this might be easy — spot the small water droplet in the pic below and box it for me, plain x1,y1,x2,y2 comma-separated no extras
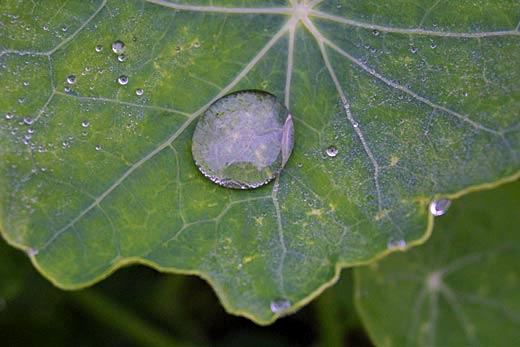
66,75,76,84
372,29,380,36
42,25,49,31
430,43,437,49
410,47,418,54
64,86,71,93
23,81,29,87
95,145,102,151
61,25,68,32
463,92,469,97
117,54,126,62
193,41,200,48
192,90,294,189
352,121,359,128
270,298,291,314
18,98,25,104
81,120,90,128
387,239,407,249
5,113,14,120
23,117,33,125
111,40,125,54
81,131,88,137
135,88,144,96
95,45,103,52
297,162,303,168
326,146,338,157
118,75,129,85
429,198,451,216
27,128,34,134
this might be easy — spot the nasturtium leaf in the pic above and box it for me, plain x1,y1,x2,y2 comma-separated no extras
354,181,520,347
1,0,519,324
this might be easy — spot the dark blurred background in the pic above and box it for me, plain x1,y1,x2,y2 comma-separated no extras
0,239,373,347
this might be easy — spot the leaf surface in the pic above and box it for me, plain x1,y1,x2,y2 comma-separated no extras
1,0,519,323
354,180,520,346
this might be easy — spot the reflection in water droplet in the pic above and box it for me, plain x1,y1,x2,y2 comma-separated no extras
430,43,437,49
95,145,102,151
429,198,451,216
95,45,103,52
61,25,68,32
23,117,33,125
117,54,126,62
192,90,294,189
27,128,34,134
112,40,125,54
43,25,49,31
410,47,418,54
387,239,407,249
5,113,14,120
81,120,90,128
117,75,129,85
66,75,76,84
135,88,144,96
270,298,291,314
326,146,338,157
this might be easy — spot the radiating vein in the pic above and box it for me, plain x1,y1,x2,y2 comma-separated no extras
145,0,292,15
310,10,520,38
302,18,384,212
40,21,291,251
55,91,191,116
284,26,295,107
320,34,504,136
47,0,107,55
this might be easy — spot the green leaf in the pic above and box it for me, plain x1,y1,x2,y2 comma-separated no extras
354,180,520,346
1,0,519,324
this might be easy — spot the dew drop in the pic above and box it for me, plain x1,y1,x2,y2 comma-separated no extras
5,113,14,120
66,75,76,84
352,121,359,128
95,145,102,151
387,239,407,249
111,40,125,54
23,117,33,125
95,45,103,52
193,41,200,48
372,29,380,36
23,81,29,87
192,90,295,189
18,98,25,104
429,198,451,216
81,120,90,128
326,146,338,158
117,54,126,62
117,75,129,85
61,25,68,32
64,86,71,93
27,128,34,134
410,47,418,54
42,25,49,31
135,88,144,96
430,43,437,49
270,298,291,314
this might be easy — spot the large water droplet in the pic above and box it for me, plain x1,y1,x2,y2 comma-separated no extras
270,298,291,314
111,40,125,54
192,90,294,189
117,75,129,85
429,198,451,216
